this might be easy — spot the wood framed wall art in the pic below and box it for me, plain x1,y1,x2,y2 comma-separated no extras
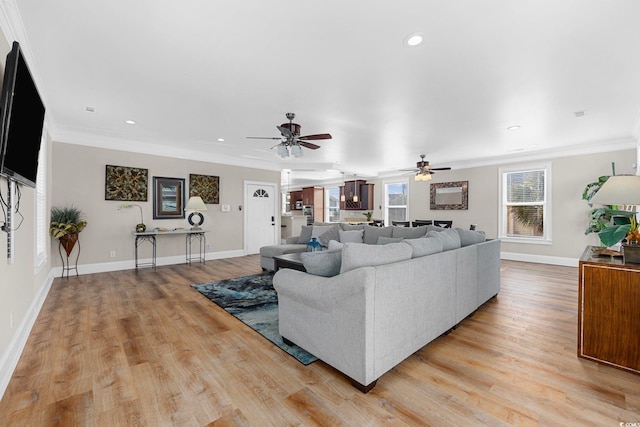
153,176,185,219
105,165,148,201
189,174,219,204
430,181,468,210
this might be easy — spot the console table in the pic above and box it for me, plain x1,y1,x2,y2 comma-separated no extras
133,229,207,269
578,246,640,374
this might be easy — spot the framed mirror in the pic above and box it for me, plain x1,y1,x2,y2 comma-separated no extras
153,176,185,219
430,181,468,210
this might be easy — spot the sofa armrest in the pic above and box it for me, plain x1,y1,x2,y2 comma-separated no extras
285,236,300,244
273,267,376,312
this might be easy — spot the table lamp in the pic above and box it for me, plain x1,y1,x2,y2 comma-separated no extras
185,196,207,230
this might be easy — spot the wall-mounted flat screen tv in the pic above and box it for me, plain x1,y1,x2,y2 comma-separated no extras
0,41,45,188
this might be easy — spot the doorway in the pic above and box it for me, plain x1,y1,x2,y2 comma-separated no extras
244,181,279,254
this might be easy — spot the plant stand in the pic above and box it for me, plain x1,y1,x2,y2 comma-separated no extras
59,234,80,278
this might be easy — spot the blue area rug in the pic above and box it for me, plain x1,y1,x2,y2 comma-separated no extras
191,273,317,365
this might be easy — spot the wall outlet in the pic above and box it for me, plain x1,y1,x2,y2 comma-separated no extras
206,243,211,250
109,250,116,258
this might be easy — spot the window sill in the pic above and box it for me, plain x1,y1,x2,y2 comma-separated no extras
499,237,552,245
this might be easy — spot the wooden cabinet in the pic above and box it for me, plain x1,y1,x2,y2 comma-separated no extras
578,246,640,374
302,186,324,222
341,180,374,210
289,190,303,210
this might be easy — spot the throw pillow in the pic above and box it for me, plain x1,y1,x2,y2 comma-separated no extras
301,250,342,277
339,229,364,243
311,225,335,239
340,242,412,273
297,225,313,244
317,225,340,247
363,225,393,245
392,225,428,239
404,236,444,258
377,236,404,245
455,228,486,246
328,240,344,251
426,229,461,251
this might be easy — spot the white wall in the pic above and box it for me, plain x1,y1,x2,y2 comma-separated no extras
50,142,281,270
365,148,635,265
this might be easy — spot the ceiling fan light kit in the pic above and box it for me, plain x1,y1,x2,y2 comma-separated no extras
247,112,332,160
401,154,452,182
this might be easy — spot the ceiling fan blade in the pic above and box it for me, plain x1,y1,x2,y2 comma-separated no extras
430,167,452,171
399,168,419,172
276,123,295,137
298,133,332,141
247,136,282,140
299,141,321,150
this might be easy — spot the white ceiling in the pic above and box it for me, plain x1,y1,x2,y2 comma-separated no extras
5,0,640,187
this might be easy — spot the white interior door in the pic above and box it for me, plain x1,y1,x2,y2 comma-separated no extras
245,182,278,254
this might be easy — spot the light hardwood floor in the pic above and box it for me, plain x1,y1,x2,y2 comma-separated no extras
1,256,639,426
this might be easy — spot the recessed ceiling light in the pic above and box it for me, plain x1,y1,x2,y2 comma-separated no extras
125,120,136,125
507,125,521,131
85,106,95,113
403,32,424,47
217,138,225,142
574,110,586,117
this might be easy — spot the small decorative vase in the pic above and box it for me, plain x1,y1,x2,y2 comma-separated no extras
136,223,146,232
306,237,321,252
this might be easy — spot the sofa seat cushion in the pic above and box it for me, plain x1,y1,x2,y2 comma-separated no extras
392,225,428,239
260,243,307,258
426,228,461,251
340,241,412,273
300,250,342,277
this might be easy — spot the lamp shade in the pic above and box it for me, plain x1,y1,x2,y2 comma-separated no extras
185,196,207,211
414,173,432,182
589,176,640,206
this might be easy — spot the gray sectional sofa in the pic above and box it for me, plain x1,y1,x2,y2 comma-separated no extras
271,225,500,392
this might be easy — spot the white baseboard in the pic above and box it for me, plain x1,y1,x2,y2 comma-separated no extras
0,268,56,401
501,251,578,267
51,249,248,276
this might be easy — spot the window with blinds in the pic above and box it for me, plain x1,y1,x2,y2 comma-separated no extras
499,163,551,243
385,181,408,224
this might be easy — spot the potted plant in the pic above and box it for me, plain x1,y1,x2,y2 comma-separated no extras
49,206,87,256
363,211,373,222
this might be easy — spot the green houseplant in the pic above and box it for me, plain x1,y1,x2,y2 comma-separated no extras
50,206,87,256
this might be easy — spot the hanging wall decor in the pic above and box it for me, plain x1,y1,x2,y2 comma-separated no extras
430,181,468,210
105,165,148,201
153,176,185,219
189,174,220,204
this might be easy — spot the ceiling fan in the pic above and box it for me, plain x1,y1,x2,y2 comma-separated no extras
400,154,451,181
247,112,332,158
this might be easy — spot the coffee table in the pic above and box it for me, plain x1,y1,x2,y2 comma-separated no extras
273,252,306,272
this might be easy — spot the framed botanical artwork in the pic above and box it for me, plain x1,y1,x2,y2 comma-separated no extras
189,174,219,204
153,176,185,219
430,181,468,210
105,165,148,201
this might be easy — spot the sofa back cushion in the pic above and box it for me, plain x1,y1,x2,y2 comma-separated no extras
340,242,412,273
377,236,404,245
338,229,364,243
404,236,444,258
392,225,428,239
426,228,461,251
455,228,486,246
363,225,393,245
300,250,342,277
341,223,365,231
